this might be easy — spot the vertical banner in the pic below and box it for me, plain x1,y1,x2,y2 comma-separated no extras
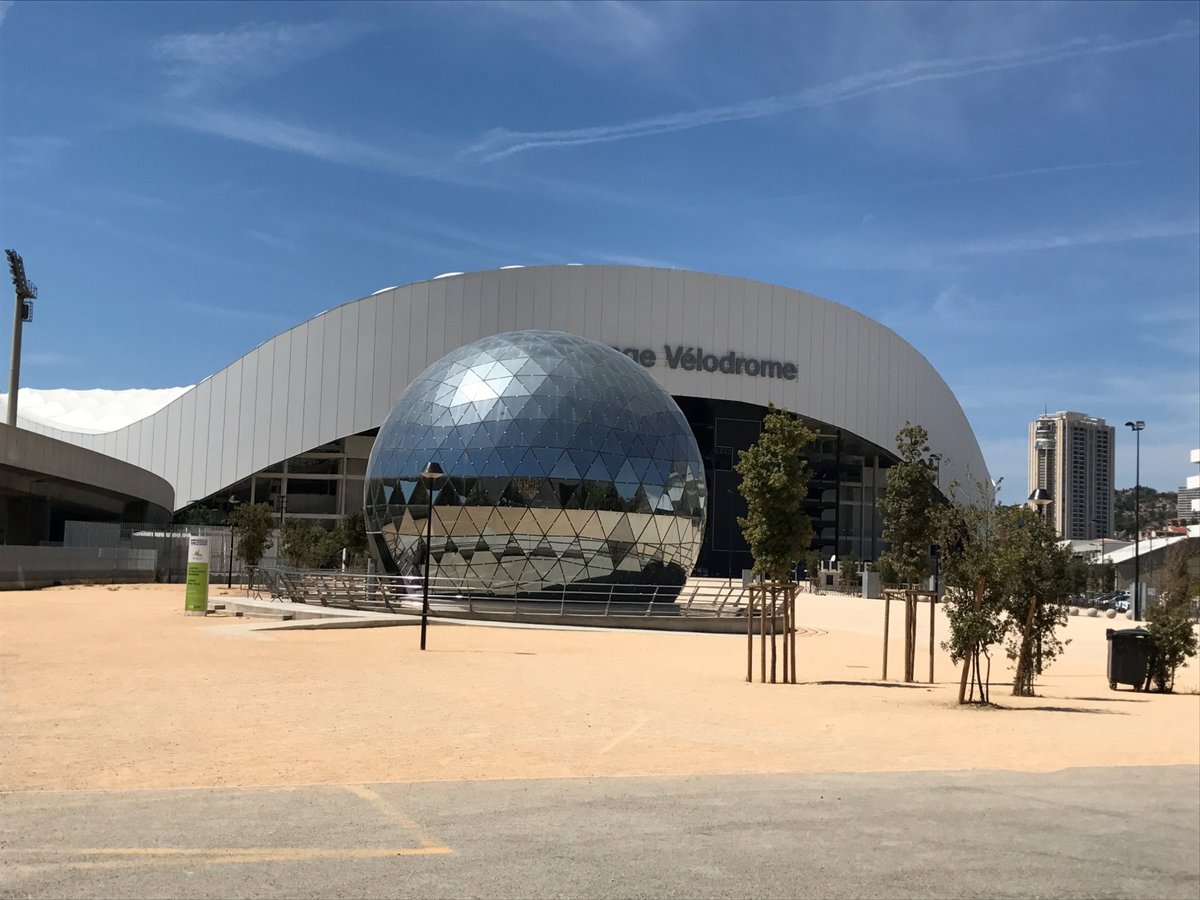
184,536,210,616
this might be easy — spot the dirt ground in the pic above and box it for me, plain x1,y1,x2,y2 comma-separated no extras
1,584,1196,792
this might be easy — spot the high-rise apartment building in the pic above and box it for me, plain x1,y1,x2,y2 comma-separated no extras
1178,448,1200,523
1028,411,1115,539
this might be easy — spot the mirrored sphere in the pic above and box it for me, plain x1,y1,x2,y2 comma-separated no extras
364,330,707,594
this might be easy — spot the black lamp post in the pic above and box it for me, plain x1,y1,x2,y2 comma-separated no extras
1124,420,1144,620
226,496,241,589
419,461,446,651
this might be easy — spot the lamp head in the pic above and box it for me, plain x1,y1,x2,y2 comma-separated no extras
1027,488,1051,506
1124,420,1144,431
420,461,446,485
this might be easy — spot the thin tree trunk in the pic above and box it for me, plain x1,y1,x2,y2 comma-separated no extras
769,587,777,684
882,591,891,680
928,594,935,684
1013,596,1039,696
958,583,984,705
746,587,754,683
788,584,797,684
760,584,767,684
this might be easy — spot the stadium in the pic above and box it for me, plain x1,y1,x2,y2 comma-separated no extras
1,265,988,580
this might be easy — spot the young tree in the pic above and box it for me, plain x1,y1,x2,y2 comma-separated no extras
838,555,861,593
336,509,369,567
998,506,1071,697
281,521,341,568
934,482,1006,704
229,502,275,572
879,424,939,587
735,406,816,581
1145,541,1199,692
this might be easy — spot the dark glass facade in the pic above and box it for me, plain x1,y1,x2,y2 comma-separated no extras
675,397,897,579
364,331,707,593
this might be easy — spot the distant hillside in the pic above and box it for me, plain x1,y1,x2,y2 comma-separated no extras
1113,487,1178,537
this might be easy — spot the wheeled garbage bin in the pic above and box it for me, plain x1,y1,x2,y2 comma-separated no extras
1106,628,1154,691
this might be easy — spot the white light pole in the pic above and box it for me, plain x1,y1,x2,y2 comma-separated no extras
1124,420,1144,620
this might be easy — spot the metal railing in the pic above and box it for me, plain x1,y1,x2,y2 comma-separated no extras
257,567,755,620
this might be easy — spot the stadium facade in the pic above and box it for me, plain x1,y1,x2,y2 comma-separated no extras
4,266,989,577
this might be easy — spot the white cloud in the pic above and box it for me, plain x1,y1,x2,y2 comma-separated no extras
176,300,291,328
246,229,298,252
462,26,1198,161
946,221,1200,256
4,135,70,170
482,0,668,56
151,21,370,98
0,1,13,29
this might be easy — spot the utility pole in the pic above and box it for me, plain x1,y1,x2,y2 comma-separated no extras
5,250,38,427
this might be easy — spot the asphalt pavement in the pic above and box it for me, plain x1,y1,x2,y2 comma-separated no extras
2,766,1197,899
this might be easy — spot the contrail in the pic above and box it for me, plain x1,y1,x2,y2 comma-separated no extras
463,27,1198,161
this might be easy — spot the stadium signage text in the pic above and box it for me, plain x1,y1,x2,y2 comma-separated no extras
617,346,798,380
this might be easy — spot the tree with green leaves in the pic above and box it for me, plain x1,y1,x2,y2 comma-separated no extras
879,424,939,587
999,505,1071,697
838,555,861,593
336,509,369,568
936,484,1074,702
182,506,217,527
228,502,275,585
281,520,343,568
934,481,1007,704
735,406,816,581
1145,541,1199,692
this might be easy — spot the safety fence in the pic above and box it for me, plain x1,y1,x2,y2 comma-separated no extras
256,567,757,621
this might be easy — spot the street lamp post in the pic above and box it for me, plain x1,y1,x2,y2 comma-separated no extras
419,461,446,651
5,250,37,428
226,496,241,589
1124,421,1144,620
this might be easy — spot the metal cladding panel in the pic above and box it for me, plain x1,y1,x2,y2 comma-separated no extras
478,272,500,341
584,266,604,338
336,303,359,440
268,331,291,467
461,272,484,346
163,397,181,485
218,361,243,495
316,310,340,446
563,267,585,336
370,293,395,428
174,390,197,506
202,372,226,502
300,320,324,453
387,286,413,415
284,326,307,460
237,352,259,480
407,280,431,383
426,279,447,362
114,418,129,463
45,265,989,507
443,275,465,355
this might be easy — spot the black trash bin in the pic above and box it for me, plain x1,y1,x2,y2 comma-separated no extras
1106,628,1154,691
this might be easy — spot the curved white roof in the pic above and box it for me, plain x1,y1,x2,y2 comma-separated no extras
10,265,989,510
1,386,190,434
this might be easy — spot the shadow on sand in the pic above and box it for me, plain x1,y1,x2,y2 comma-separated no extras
803,680,934,690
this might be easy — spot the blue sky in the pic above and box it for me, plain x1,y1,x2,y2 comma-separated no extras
1,0,1197,502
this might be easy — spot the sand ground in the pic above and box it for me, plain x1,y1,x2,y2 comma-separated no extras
1,584,1196,792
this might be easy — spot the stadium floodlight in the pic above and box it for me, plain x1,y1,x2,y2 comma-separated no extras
5,250,38,428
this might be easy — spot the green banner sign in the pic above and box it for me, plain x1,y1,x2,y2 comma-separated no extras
184,536,210,616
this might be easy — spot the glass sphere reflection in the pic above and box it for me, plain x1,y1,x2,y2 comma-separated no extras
364,330,707,593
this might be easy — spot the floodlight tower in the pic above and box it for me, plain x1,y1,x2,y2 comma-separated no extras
5,250,38,427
